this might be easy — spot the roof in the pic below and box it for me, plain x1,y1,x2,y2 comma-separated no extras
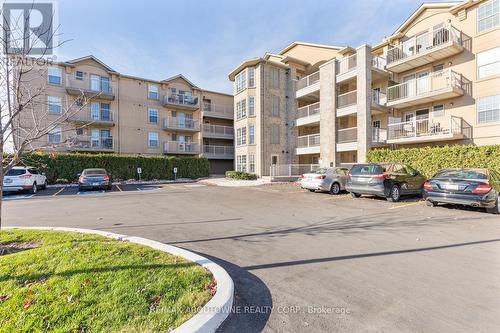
161,74,199,89
228,57,289,81
64,55,118,73
450,0,487,14
278,41,343,55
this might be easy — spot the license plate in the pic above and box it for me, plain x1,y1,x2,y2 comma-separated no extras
92,182,100,186
355,177,369,183
444,184,459,190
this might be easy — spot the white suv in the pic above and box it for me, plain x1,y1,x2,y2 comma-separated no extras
3,166,48,194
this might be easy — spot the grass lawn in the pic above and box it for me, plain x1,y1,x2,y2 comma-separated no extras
0,229,214,332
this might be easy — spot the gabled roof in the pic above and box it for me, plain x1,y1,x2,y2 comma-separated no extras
64,55,118,73
161,74,199,88
278,41,343,55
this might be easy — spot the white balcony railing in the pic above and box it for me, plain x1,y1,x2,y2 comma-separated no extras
337,90,357,109
270,164,321,180
69,107,114,123
372,56,386,70
163,141,200,154
296,71,320,91
297,134,320,148
70,136,114,150
66,74,115,96
202,102,234,118
387,69,463,103
162,117,200,131
296,102,320,119
337,54,357,75
337,127,357,143
372,90,387,106
387,24,462,65
387,115,465,141
163,92,199,107
202,124,234,138
203,145,234,157
372,127,387,143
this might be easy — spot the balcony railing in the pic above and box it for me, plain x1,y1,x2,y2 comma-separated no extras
387,69,464,103
163,141,200,154
70,136,114,151
372,56,386,70
337,90,357,109
296,71,320,91
162,117,200,131
202,124,234,138
387,115,467,141
69,108,114,124
203,145,234,158
203,102,234,119
296,102,320,119
387,24,462,65
163,92,199,108
337,54,357,75
66,75,115,99
372,90,387,106
297,134,320,148
372,127,387,143
337,127,357,143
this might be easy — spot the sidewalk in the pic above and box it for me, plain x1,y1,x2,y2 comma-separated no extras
199,177,271,187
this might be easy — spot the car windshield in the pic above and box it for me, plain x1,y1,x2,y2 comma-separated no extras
313,168,329,174
84,169,107,176
434,169,488,180
350,165,385,175
6,169,26,176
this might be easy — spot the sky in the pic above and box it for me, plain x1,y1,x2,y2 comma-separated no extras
56,0,447,94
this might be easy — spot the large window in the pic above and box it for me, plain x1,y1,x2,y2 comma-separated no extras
249,124,255,144
235,70,247,93
236,155,247,172
148,84,159,100
148,108,158,124
236,127,247,146
248,67,255,87
148,132,159,147
477,95,500,123
48,96,62,113
48,67,62,85
248,154,255,173
478,46,500,78
236,99,247,120
249,96,255,116
48,126,62,143
478,0,499,33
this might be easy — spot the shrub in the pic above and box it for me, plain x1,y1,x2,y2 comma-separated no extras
367,145,500,178
18,152,210,183
225,170,257,180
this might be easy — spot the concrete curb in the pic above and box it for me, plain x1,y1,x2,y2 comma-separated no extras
47,179,198,189
4,226,234,333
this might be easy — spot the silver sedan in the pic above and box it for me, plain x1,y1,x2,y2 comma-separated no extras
299,167,349,195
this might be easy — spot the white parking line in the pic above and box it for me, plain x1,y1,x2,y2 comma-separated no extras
184,184,206,188
3,194,34,200
137,186,161,191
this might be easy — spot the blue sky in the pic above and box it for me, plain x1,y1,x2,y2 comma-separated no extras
57,0,443,93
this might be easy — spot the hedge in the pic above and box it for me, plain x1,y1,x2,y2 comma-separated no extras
17,153,210,183
367,145,500,178
225,171,257,180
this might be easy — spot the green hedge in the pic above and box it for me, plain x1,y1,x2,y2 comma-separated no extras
367,145,500,178
225,171,257,180
18,153,210,183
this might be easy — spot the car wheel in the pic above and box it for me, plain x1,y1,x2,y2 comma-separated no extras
426,200,437,207
41,180,48,190
308,189,315,193
330,183,341,195
351,192,361,198
78,186,83,192
486,197,500,214
29,183,37,194
387,184,401,202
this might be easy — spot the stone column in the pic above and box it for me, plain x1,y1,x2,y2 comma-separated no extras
356,45,372,163
319,60,337,167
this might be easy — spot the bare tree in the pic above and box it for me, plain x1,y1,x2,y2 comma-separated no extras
0,3,97,229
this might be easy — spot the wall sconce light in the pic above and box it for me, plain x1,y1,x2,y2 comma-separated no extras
448,61,452,66
450,102,454,107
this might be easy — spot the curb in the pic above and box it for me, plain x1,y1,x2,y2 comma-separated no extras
4,227,234,333
47,179,198,189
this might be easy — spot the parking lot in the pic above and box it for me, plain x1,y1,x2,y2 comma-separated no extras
4,182,500,333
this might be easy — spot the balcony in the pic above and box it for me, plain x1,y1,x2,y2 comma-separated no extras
68,108,115,126
162,117,200,132
202,124,234,139
372,127,388,145
386,25,464,73
387,115,470,144
296,71,320,100
66,75,115,100
69,136,115,152
296,133,320,155
162,92,199,110
203,145,234,159
163,141,200,155
372,56,386,71
203,102,234,119
337,90,357,116
336,54,357,82
337,127,357,152
296,102,320,126
372,90,388,112
387,70,465,108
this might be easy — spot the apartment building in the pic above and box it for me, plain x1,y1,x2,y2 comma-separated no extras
16,56,234,174
229,0,500,177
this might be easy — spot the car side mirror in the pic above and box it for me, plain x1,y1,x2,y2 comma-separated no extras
76,173,81,177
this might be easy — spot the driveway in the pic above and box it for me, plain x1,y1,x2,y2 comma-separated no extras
3,183,500,332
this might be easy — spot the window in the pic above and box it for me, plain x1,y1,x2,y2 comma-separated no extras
372,120,381,128
148,108,158,123
248,67,255,87
271,124,280,144
90,75,111,93
271,96,280,116
249,96,255,116
236,155,247,172
48,67,62,85
48,96,62,113
248,154,255,173
432,104,445,117
236,128,242,145
236,99,247,120
236,127,246,145
270,67,280,89
478,47,500,79
433,64,444,72
249,125,255,144
235,70,247,93
477,95,500,123
477,0,499,33
148,132,159,147
148,84,159,100
48,126,62,143
75,71,84,80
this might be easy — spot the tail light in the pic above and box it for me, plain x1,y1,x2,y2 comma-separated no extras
79,176,86,182
372,173,386,179
298,175,304,179
19,174,32,179
103,175,110,181
315,175,326,180
423,181,432,190
347,173,352,179
472,184,492,194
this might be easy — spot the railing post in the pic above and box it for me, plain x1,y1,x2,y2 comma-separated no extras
413,117,417,137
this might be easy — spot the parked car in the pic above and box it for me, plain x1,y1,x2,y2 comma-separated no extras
3,166,47,194
78,169,112,191
423,168,500,214
299,167,349,195
346,163,427,202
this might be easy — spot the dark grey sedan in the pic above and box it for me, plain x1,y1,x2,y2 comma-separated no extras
78,168,112,191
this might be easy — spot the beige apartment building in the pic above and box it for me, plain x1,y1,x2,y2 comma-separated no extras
229,0,500,178
16,56,234,174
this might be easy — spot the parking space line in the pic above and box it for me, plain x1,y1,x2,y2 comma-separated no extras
115,184,123,192
53,188,65,196
389,201,424,210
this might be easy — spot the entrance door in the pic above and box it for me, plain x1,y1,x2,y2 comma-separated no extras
91,129,100,147
90,75,100,91
178,113,186,129
403,74,415,98
416,72,429,95
91,102,100,120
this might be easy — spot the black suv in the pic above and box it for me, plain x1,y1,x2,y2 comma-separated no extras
346,163,427,202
